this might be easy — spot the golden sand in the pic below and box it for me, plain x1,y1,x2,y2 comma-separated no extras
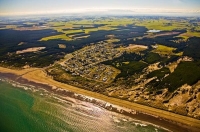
0,66,200,129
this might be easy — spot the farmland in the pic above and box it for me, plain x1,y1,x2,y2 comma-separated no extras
152,44,183,56
0,15,200,119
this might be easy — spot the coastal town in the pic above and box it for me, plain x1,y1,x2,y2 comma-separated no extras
60,42,122,83
1,12,200,132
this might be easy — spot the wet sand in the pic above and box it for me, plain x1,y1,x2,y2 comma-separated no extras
0,67,200,132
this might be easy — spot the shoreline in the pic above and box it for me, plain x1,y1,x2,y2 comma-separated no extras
0,76,171,132
0,67,200,131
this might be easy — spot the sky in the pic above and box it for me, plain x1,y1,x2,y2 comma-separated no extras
0,0,200,16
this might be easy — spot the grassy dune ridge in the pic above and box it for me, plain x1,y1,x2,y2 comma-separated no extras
0,66,200,130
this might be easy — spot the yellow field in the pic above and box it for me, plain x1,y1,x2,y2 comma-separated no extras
153,44,182,56
178,30,200,40
119,44,148,53
40,34,72,41
5,25,17,29
106,38,120,43
39,18,134,41
136,19,190,31
58,44,66,49
35,18,200,41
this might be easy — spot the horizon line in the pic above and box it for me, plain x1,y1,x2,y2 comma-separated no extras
1,8,200,17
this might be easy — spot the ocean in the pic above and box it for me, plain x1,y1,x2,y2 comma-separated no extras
0,78,167,132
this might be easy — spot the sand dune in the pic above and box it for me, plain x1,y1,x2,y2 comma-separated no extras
0,66,200,130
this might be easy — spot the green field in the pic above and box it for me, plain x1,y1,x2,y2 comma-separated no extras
152,44,183,56
1,16,200,121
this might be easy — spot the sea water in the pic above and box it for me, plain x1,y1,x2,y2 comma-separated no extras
0,79,167,132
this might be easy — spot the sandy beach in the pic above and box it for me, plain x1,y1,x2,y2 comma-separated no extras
0,66,200,131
